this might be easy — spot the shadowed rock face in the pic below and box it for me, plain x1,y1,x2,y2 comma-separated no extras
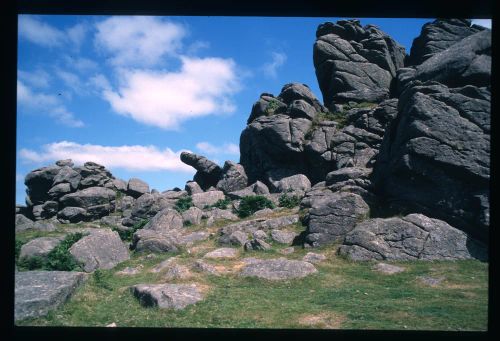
180,152,222,190
313,19,405,107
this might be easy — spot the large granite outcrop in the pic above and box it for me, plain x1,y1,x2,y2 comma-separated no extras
313,19,405,107
407,19,485,66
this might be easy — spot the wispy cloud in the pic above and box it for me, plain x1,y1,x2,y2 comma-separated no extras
196,141,239,156
94,16,186,67
18,15,66,47
18,16,90,50
262,51,287,78
102,56,239,129
471,19,491,29
17,80,84,127
19,141,195,173
55,69,84,94
18,69,51,88
63,55,99,73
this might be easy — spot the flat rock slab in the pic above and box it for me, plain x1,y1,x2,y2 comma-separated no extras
203,248,239,259
372,263,405,274
15,271,87,321
69,229,130,272
302,252,327,264
240,257,317,280
116,265,144,276
131,283,204,310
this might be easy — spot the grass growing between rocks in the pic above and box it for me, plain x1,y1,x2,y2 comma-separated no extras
17,226,488,330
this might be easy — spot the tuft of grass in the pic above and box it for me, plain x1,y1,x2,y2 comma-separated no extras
237,196,275,218
174,197,193,213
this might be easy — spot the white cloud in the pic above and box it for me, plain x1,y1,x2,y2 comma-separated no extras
186,41,210,55
95,16,186,67
262,51,287,78
471,19,491,29
17,80,84,127
196,142,239,156
19,141,195,173
18,69,51,88
55,69,83,93
63,55,98,73
67,23,88,49
102,56,239,129
18,15,66,47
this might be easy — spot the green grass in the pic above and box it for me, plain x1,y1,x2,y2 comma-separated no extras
14,213,488,330
16,231,488,330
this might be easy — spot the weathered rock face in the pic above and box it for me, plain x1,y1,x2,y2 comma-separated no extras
407,19,485,66
338,214,486,261
15,271,87,321
373,84,490,241
191,190,225,208
313,19,405,107
180,152,222,190
240,83,331,186
59,187,116,220
127,178,150,198
240,81,399,187
19,237,63,260
304,192,370,247
240,257,317,280
185,181,203,195
131,283,204,310
25,165,61,204
216,161,248,193
69,229,130,272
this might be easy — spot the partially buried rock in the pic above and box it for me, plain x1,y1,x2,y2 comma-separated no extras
182,206,203,226
302,252,326,264
203,248,239,259
191,190,225,208
240,257,317,280
15,214,57,232
338,214,486,261
131,283,204,310
57,207,87,223
15,271,87,321
271,230,298,244
418,275,445,286
69,229,130,272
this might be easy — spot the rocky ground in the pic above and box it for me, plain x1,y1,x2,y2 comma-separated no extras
14,18,490,329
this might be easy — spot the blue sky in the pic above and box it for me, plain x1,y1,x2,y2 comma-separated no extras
16,15,492,205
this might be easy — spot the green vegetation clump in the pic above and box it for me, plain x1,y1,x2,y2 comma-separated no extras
237,195,275,218
15,239,24,262
209,198,232,210
17,233,85,271
266,99,282,115
93,269,112,290
174,196,193,213
114,219,149,242
278,193,301,208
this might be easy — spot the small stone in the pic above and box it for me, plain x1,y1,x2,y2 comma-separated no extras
271,230,298,244
244,238,271,251
302,252,327,264
106,322,117,327
280,247,295,255
252,230,268,240
418,276,445,286
131,283,204,310
372,263,405,274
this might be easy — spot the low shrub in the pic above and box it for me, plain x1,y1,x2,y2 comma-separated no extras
15,239,23,261
44,233,85,271
17,233,85,271
278,193,301,208
237,195,275,218
114,219,148,242
266,99,282,115
209,198,231,210
174,196,193,213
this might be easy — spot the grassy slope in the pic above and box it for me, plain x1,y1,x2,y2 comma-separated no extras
15,214,488,330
